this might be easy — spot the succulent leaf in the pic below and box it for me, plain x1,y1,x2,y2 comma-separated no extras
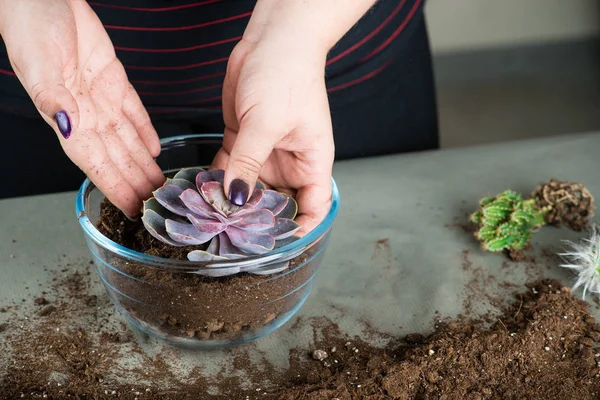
187,250,229,262
165,219,218,245
188,250,241,277
226,228,275,255
267,218,301,240
258,190,289,216
246,261,290,276
174,167,206,184
235,209,275,231
180,188,217,218
141,168,302,276
187,214,227,237
153,184,192,216
141,208,185,247
245,188,264,208
255,180,266,190
217,233,249,259
196,170,225,188
276,195,298,219
206,235,220,254
200,181,240,216
165,178,196,192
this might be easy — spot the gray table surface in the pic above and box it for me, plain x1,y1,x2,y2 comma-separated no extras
1,132,599,388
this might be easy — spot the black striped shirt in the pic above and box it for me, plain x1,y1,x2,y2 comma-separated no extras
0,0,423,118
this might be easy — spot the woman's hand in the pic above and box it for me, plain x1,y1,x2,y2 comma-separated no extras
0,0,164,217
214,0,377,234
213,37,335,235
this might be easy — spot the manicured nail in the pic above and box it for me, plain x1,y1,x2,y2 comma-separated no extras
125,213,139,222
229,179,249,206
55,110,72,139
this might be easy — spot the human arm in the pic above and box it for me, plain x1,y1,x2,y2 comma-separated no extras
214,0,378,234
0,0,164,217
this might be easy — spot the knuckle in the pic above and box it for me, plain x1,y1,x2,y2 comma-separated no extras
232,153,262,177
30,82,55,113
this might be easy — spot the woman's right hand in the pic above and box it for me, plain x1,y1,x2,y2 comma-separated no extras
0,0,164,217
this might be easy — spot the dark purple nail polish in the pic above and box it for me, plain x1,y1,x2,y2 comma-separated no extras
55,110,72,139
229,179,249,206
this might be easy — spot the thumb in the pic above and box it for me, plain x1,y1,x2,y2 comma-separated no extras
224,115,278,206
22,53,80,139
7,28,80,139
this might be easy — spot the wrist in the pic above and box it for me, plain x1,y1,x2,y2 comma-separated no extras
250,0,377,57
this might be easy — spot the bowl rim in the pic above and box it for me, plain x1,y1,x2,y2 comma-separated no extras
75,133,340,270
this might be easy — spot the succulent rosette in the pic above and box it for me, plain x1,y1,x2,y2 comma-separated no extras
141,167,300,276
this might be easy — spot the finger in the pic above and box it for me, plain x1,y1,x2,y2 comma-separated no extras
221,59,242,134
13,45,80,139
210,147,230,171
1,0,80,138
222,41,253,134
294,177,333,237
98,118,157,201
114,115,166,188
86,156,143,218
224,109,279,206
122,83,161,158
64,129,142,217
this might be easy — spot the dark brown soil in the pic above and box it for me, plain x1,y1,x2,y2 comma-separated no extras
276,279,600,400
531,178,595,231
97,198,198,260
95,200,321,343
3,264,600,399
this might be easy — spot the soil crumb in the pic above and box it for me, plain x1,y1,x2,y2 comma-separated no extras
2,258,600,400
272,279,600,400
97,198,199,260
531,178,595,231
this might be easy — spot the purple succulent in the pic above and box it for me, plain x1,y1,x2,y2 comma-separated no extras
141,168,300,276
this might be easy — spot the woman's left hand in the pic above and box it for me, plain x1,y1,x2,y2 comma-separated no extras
213,36,335,235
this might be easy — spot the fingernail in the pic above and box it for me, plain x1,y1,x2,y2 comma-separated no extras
55,110,72,139
125,213,139,222
229,179,249,206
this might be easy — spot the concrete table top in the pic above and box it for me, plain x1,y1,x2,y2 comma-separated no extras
1,132,599,388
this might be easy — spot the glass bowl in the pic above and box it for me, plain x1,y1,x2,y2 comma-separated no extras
75,134,340,349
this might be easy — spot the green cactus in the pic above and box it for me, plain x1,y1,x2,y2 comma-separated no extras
470,190,549,252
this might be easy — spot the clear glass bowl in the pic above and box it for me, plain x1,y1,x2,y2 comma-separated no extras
75,134,340,349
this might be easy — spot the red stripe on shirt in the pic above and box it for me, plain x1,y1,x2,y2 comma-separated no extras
327,60,392,92
115,36,241,53
148,108,218,115
124,57,229,71
138,83,222,96
327,0,406,66
104,12,251,32
88,0,222,12
177,95,223,105
146,60,393,114
130,72,226,86
360,0,421,64
0,69,16,77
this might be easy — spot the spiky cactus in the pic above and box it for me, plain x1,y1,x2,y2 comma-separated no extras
559,224,600,298
470,190,549,252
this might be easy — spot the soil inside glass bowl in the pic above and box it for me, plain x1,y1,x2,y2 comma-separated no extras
96,199,317,342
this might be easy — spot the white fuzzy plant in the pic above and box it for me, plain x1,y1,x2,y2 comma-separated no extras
559,224,600,298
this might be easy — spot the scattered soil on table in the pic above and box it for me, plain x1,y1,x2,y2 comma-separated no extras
531,178,595,231
2,262,600,399
95,199,318,342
